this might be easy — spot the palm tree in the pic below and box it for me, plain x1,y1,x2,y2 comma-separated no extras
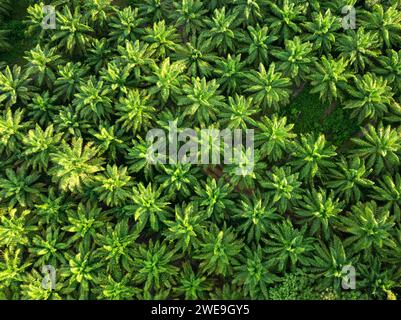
214,54,245,94
271,36,314,86
145,57,187,103
233,245,280,299
311,236,354,291
108,6,144,43
156,162,201,199
290,133,337,182
63,245,104,299
143,20,180,58
303,9,341,53
178,77,226,126
63,201,107,246
52,106,91,139
49,138,105,192
0,168,45,207
116,40,155,79
94,274,139,300
337,201,396,257
0,65,33,107
218,94,258,130
54,62,89,101
201,7,241,55
83,0,114,29
240,25,278,67
92,165,133,207
73,76,113,121
86,38,112,73
265,0,307,42
373,49,401,94
126,182,171,232
99,61,133,96
233,192,280,243
255,114,296,161
263,219,314,272
30,227,69,268
22,124,63,172
309,56,353,103
326,156,374,203
133,0,172,22
345,73,394,123
194,224,244,276
349,123,401,174
171,0,207,36
261,166,303,213
0,108,28,156
243,62,291,111
52,6,93,55
371,173,401,222
192,177,235,222
115,89,156,134
361,4,401,48
335,28,381,72
0,248,31,294
132,239,179,292
295,188,344,240
174,36,218,78
93,218,137,273
125,135,163,180
24,45,62,88
233,0,265,24
89,124,127,161
25,2,52,39
174,262,212,299
163,202,207,253
359,257,400,300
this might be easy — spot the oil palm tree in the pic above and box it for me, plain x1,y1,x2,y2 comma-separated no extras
108,6,144,43
243,62,291,111
145,58,187,103
361,4,401,48
271,36,314,86
303,9,341,54
345,73,394,123
54,62,89,101
201,7,242,55
240,24,278,67
290,133,337,182
52,5,93,55
24,45,62,88
255,114,296,161
309,56,353,103
326,157,374,203
178,77,226,126
335,28,381,72
349,123,401,174
265,0,307,42
0,65,33,107
171,0,207,36
174,36,218,78
49,138,105,192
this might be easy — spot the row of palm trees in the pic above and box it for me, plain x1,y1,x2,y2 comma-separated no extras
1,0,401,300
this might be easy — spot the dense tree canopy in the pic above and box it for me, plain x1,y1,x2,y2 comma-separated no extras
0,0,401,300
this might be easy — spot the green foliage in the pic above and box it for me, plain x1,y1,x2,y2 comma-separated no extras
1,0,401,301
263,219,314,272
195,224,243,276
244,62,291,111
